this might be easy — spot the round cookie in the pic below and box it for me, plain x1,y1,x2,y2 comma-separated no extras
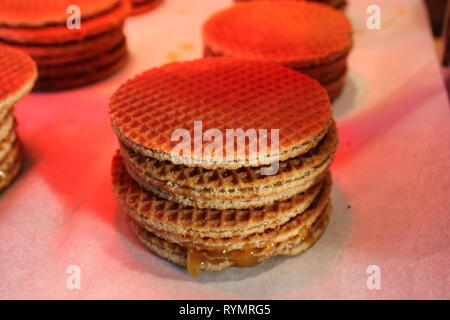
37,39,127,79
0,45,37,110
0,0,130,45
109,58,332,169
129,203,330,276
120,121,337,209
203,1,352,99
128,177,331,250
34,48,128,91
203,1,352,68
6,28,125,66
0,0,121,27
112,152,332,239
0,46,34,192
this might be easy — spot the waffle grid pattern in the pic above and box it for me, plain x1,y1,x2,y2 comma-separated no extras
121,121,337,191
113,152,328,234
0,0,130,44
128,178,330,248
203,1,352,66
0,45,37,104
110,58,331,166
129,203,330,272
0,0,120,27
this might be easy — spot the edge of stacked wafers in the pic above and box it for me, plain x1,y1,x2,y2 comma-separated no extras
0,45,37,192
109,58,338,277
234,0,347,11
0,0,130,91
130,0,162,15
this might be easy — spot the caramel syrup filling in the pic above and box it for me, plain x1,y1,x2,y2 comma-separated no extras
184,208,328,277
186,242,276,277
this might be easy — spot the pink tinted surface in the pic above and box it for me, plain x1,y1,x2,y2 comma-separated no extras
1,0,449,299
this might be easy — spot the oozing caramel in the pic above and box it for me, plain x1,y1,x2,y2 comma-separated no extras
187,249,204,277
186,242,276,277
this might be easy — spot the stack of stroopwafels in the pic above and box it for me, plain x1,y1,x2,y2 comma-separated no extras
109,58,338,277
130,0,162,15
0,0,130,91
203,1,353,100
235,0,347,11
0,45,37,191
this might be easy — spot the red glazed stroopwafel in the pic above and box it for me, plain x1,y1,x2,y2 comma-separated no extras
112,152,332,275
109,58,338,276
0,45,35,191
0,0,130,45
0,0,130,90
109,57,332,169
0,0,121,28
203,1,352,100
0,45,37,109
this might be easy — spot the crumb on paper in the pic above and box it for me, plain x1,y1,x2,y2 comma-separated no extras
166,52,182,62
395,4,406,16
180,42,196,51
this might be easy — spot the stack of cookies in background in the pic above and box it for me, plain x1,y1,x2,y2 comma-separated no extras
109,58,338,276
0,45,36,191
130,0,162,15
234,0,347,11
203,1,353,100
0,0,130,91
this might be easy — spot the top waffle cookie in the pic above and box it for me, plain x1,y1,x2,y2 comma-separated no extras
0,0,130,44
203,1,352,67
0,45,37,109
109,58,332,169
0,0,120,27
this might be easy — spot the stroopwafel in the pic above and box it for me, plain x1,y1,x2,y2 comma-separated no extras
0,45,37,109
203,1,353,100
0,0,130,90
120,121,337,209
110,58,332,169
109,58,338,276
0,45,36,192
114,153,332,275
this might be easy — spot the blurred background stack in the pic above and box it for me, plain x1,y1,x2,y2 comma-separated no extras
130,0,162,15
0,0,130,91
424,0,450,91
